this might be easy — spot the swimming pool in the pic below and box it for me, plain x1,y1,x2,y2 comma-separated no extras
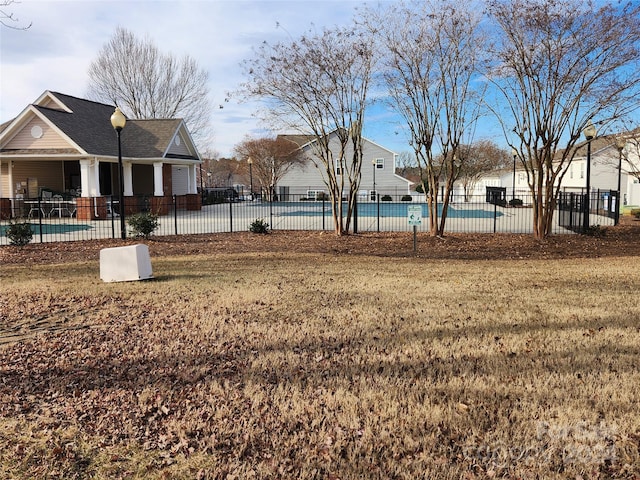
274,202,503,219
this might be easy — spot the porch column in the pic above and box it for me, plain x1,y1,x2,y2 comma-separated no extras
79,159,99,197
153,162,164,196
123,162,134,196
0,160,5,197
188,164,198,194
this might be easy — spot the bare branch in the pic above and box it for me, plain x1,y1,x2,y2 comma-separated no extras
87,27,211,147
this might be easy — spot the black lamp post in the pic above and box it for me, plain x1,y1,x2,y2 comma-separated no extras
511,147,517,203
615,137,626,226
582,121,596,232
110,107,127,239
247,156,254,201
372,159,376,201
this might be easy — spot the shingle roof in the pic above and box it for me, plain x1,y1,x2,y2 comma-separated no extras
32,92,196,160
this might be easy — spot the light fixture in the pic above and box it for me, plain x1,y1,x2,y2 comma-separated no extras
110,107,127,239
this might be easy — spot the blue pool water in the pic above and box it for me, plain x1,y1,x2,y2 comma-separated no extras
274,202,502,219
0,223,92,236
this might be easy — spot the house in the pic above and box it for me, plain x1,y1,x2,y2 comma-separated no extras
469,133,640,210
0,91,202,220
276,131,413,200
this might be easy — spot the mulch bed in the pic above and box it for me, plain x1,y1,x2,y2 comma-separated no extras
2,217,639,265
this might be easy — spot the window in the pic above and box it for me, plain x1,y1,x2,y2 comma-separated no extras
336,158,344,176
580,162,584,179
570,164,574,179
375,158,384,169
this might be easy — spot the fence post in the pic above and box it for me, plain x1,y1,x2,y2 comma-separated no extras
377,193,380,232
322,197,326,231
37,197,43,243
173,195,178,235
110,198,115,239
229,198,233,233
493,201,497,233
269,193,273,231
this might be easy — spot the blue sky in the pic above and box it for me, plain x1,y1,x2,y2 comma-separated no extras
0,0,505,157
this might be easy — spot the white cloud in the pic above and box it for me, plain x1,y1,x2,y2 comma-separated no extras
1,0,415,156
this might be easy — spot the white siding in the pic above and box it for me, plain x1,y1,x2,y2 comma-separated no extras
279,134,411,197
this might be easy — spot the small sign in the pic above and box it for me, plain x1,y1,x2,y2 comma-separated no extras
408,205,422,226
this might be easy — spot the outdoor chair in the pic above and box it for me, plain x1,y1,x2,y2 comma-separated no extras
49,194,72,218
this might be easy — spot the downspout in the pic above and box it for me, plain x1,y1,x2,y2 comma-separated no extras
94,157,99,218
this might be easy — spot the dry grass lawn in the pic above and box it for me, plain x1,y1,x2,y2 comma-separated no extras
1,230,639,479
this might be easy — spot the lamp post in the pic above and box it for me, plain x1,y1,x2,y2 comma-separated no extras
110,107,127,239
372,159,376,201
247,156,253,201
582,121,596,232
511,147,517,203
615,137,626,226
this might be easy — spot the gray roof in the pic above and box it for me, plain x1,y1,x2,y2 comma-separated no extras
32,92,196,160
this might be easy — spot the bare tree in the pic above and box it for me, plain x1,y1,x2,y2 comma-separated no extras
1,0,31,29
362,0,485,236
486,0,640,238
239,25,373,235
457,141,511,201
87,27,211,146
233,136,306,199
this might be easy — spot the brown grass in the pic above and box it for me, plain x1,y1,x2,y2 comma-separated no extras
1,248,639,479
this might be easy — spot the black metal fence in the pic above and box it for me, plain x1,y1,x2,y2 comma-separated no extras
0,190,617,245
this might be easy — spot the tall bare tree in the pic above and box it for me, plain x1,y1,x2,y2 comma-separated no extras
457,141,511,201
362,0,485,236
486,0,640,238
87,27,211,146
234,136,306,198
239,26,373,235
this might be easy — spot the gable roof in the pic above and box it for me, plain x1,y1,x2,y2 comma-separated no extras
1,91,200,161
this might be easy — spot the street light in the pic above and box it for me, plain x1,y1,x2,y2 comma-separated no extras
615,137,626,226
110,107,127,239
582,121,597,232
511,147,517,203
372,159,376,201
247,156,253,201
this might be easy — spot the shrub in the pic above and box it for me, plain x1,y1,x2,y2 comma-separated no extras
631,208,640,219
509,198,524,207
401,195,413,202
127,212,159,238
381,195,393,202
583,224,606,237
6,220,33,246
249,218,270,234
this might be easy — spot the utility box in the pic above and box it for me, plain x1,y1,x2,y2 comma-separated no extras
100,244,153,282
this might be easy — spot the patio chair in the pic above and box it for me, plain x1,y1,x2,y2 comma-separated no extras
49,194,72,218
27,191,53,219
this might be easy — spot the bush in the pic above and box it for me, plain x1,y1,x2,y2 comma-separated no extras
401,195,413,202
127,212,159,238
249,218,270,234
381,195,393,202
631,208,640,219
509,198,524,207
6,220,33,246
583,224,606,237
